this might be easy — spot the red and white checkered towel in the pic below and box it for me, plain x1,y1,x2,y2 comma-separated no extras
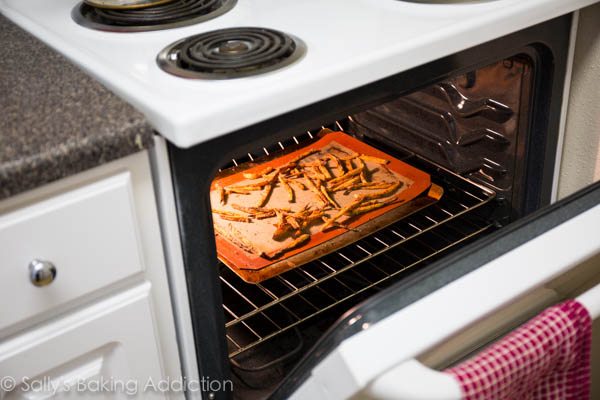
444,300,592,400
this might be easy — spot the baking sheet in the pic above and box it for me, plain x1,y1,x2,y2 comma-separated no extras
210,131,442,283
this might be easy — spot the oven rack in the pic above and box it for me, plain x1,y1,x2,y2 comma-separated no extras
218,126,496,359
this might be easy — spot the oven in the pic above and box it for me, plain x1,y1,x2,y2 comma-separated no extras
3,0,599,398
159,14,591,400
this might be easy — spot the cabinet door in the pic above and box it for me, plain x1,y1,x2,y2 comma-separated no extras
0,283,170,400
0,172,144,332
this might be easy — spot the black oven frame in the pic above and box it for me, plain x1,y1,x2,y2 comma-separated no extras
167,15,572,400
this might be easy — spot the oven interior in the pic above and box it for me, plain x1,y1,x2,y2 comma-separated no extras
209,55,535,399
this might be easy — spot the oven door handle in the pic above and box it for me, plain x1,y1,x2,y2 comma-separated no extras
577,282,600,320
362,282,600,400
363,358,462,400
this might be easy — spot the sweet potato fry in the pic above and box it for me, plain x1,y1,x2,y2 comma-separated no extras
254,211,277,219
212,209,252,222
331,176,361,192
320,186,340,209
263,234,310,259
219,214,252,222
216,184,227,205
319,164,333,180
225,186,258,194
291,180,307,190
343,182,396,193
327,153,345,176
359,155,390,165
319,196,365,231
327,167,362,187
344,159,355,171
212,209,245,217
358,181,403,201
356,157,368,184
286,216,301,230
305,177,328,206
278,175,295,202
243,166,274,180
350,195,403,216
298,211,326,229
285,168,303,178
231,204,287,214
257,183,274,207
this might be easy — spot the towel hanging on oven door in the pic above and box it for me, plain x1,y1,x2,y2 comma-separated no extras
363,283,600,400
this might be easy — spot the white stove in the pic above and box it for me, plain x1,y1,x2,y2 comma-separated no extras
0,0,596,148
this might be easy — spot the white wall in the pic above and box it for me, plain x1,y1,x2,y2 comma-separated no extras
558,3,600,199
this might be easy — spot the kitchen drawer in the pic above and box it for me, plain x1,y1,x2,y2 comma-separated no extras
0,173,144,332
0,283,167,399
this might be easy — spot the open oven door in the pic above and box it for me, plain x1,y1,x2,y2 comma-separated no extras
273,180,600,400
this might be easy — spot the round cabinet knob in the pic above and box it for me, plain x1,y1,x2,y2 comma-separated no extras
29,259,57,287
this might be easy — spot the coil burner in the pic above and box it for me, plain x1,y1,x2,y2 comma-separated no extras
72,0,236,32
157,27,306,79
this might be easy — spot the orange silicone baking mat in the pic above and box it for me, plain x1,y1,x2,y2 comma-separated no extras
210,131,434,281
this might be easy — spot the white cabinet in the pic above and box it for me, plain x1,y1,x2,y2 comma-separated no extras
0,284,166,400
0,150,184,400
0,173,143,332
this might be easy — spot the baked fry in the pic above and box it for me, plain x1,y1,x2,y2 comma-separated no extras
212,209,253,222
351,195,403,216
264,234,310,259
320,186,340,209
319,164,333,180
358,181,403,201
231,204,288,214
219,214,252,222
327,153,345,176
311,166,327,181
257,183,274,207
243,166,274,180
344,159,355,171
216,184,227,205
291,180,306,190
343,182,396,193
225,186,258,194
319,196,365,232
305,177,328,206
359,155,390,165
298,211,326,229
212,209,245,217
286,216,300,230
331,176,361,192
356,157,368,184
327,167,362,187
320,219,359,232
254,211,277,219
278,175,295,202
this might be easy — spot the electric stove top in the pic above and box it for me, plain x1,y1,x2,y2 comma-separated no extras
73,0,236,32
0,0,595,148
157,27,305,79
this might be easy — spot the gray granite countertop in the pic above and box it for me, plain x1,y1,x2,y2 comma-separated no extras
0,15,154,200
